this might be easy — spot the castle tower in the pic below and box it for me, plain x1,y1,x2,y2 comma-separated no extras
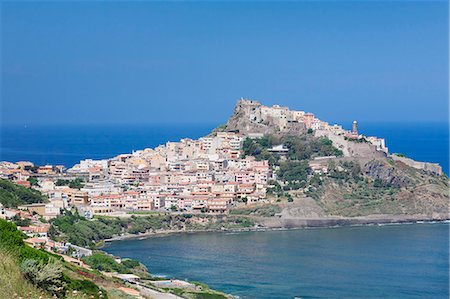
352,120,358,134
304,113,315,129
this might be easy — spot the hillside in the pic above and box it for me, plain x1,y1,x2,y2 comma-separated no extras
0,178,47,208
0,217,234,299
219,99,449,222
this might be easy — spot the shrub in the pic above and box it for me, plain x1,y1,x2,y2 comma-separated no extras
67,279,105,298
121,259,140,269
82,252,128,273
21,258,65,296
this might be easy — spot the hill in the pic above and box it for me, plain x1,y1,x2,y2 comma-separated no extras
219,99,449,223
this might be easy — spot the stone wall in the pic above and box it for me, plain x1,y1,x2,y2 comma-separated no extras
391,155,443,175
314,130,386,159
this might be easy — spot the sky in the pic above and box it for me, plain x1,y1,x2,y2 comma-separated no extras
1,1,448,126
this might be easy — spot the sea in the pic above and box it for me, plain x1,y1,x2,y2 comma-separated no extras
0,122,448,174
104,223,450,299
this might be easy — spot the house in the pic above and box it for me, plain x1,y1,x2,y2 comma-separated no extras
15,180,31,188
18,203,46,215
24,237,47,248
267,145,289,155
0,203,17,219
18,225,49,237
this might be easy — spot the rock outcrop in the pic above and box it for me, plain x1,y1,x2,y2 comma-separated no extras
364,159,412,188
220,99,307,136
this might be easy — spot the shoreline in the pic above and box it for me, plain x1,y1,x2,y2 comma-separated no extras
102,214,450,243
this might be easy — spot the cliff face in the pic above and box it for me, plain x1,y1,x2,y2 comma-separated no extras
364,160,413,188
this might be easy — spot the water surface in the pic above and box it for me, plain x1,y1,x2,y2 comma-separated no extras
104,223,449,299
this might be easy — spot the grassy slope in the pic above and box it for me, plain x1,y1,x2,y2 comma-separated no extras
0,248,135,299
0,249,53,299
0,218,136,299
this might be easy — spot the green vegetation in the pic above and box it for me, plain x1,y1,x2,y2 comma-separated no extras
243,134,342,198
0,249,55,299
162,281,229,299
50,210,123,248
306,160,404,216
184,215,255,230
20,258,65,295
242,134,342,168
2,211,232,298
82,252,147,278
282,135,343,160
328,160,362,181
277,160,309,182
0,178,47,208
27,177,39,187
241,136,279,165
322,178,402,217
55,178,84,189
50,211,256,248
230,204,281,217
11,214,32,227
0,218,107,298
178,292,228,299
83,252,125,273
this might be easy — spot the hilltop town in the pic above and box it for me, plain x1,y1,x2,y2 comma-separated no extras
0,99,448,229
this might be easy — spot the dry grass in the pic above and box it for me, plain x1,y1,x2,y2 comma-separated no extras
0,249,52,299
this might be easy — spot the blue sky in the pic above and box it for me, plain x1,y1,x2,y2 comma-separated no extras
1,1,448,125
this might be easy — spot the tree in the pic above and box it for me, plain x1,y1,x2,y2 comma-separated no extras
82,252,128,273
12,215,31,227
27,177,39,187
277,161,310,182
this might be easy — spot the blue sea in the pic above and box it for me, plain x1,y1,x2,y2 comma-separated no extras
0,124,215,168
104,223,450,299
0,122,448,173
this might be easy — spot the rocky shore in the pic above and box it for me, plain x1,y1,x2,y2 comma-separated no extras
103,213,449,243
